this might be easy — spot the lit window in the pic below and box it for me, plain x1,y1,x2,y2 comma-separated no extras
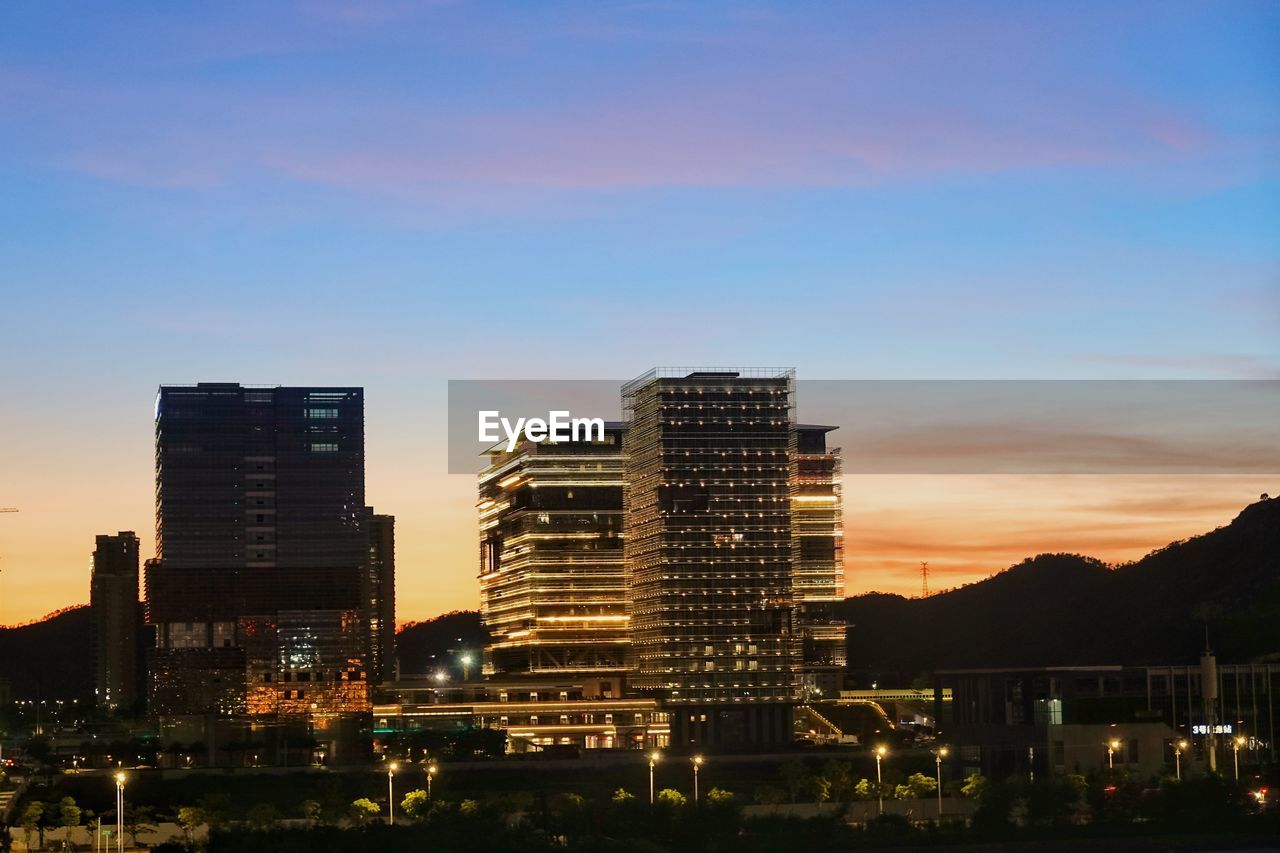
310,443,338,453
305,408,339,419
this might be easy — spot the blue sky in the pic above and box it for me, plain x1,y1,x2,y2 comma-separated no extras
0,1,1277,622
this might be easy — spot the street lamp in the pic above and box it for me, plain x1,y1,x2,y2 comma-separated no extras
459,652,474,681
387,761,398,825
875,745,888,815
648,751,661,804
114,772,126,853
1174,739,1188,781
1233,735,1246,781
426,762,438,799
932,746,948,818
1107,739,1122,771
692,755,704,802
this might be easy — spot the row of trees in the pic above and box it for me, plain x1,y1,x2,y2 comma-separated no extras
753,757,981,807
18,797,82,851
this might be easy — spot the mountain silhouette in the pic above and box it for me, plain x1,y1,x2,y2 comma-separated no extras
3,497,1275,699
837,495,1280,685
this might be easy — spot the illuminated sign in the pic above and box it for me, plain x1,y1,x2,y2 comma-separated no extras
1191,723,1233,735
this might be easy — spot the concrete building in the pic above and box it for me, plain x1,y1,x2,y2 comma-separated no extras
90,531,140,711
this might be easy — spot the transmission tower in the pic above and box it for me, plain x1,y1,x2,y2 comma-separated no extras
920,560,930,598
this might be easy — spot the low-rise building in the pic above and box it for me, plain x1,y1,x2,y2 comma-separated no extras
934,658,1279,780
374,676,669,753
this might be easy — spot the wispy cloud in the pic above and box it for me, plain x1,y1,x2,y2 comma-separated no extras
0,3,1258,208
1076,353,1280,379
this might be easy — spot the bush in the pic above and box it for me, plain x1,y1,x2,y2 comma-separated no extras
348,798,381,827
655,788,686,808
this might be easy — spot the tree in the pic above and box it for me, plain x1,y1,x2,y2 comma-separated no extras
124,803,157,848
58,797,82,848
807,775,832,804
20,802,43,851
246,803,280,831
656,789,687,807
299,799,322,826
903,772,937,799
822,759,856,803
611,788,635,802
176,806,206,848
348,798,381,827
198,792,231,831
400,789,431,822
780,759,810,803
705,788,736,807
754,785,788,805
960,772,987,800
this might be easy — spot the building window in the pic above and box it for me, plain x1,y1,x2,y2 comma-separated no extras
305,408,339,419
310,442,338,453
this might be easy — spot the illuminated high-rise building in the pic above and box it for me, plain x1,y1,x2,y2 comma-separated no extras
790,425,847,697
623,369,797,745
91,531,140,711
364,510,396,684
145,383,373,717
478,423,628,677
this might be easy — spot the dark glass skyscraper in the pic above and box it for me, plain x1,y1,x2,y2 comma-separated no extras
146,383,374,717
91,531,140,711
364,510,396,684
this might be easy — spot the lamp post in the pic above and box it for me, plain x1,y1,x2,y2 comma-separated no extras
1233,735,1245,781
387,761,398,825
114,772,125,853
459,652,474,682
933,746,948,818
1107,739,1121,771
692,755,703,802
1174,739,1188,781
426,762,438,799
875,745,887,815
648,751,661,805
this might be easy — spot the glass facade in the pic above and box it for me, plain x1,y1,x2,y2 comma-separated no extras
622,369,798,744
146,383,374,717
791,425,847,697
478,424,628,674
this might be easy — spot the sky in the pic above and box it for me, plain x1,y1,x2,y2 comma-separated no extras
0,1,1277,626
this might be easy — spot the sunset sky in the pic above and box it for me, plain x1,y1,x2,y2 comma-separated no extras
1,2,1277,625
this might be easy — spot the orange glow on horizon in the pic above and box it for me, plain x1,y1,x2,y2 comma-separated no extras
0,466,1273,626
